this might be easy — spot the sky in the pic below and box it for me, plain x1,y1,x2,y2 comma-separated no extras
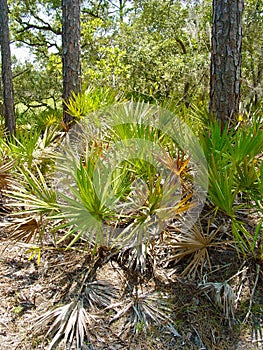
11,44,33,63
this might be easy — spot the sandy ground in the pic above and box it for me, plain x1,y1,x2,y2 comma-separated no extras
0,238,262,350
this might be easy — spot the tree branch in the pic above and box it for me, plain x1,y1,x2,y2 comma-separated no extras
81,9,103,20
13,68,31,79
15,19,61,35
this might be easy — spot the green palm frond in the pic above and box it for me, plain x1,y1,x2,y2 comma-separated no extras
232,127,263,164
65,86,123,120
2,165,58,243
200,120,263,217
5,126,60,171
53,101,204,251
5,165,58,215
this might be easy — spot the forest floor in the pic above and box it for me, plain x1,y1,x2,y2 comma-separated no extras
0,216,262,350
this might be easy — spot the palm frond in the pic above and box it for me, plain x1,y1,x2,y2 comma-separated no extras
5,165,58,215
169,221,225,278
84,280,119,310
119,243,148,274
199,281,236,324
2,215,42,243
109,288,175,335
33,299,97,350
0,160,16,191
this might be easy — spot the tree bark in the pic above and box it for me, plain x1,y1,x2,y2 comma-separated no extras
0,0,16,135
209,0,244,128
62,0,81,126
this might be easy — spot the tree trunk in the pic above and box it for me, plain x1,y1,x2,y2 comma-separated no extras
62,0,81,126
209,0,244,128
0,0,16,135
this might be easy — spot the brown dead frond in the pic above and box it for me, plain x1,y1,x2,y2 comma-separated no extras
169,220,225,278
3,216,42,243
83,280,119,310
0,160,16,191
33,299,98,350
199,281,236,324
158,150,190,177
157,150,191,192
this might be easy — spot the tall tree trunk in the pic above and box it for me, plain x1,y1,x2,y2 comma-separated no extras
209,0,244,128
62,0,81,126
0,0,16,135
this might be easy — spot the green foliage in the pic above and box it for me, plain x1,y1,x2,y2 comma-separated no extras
199,116,263,253
9,0,61,59
5,0,263,113
1,101,262,349
200,119,263,216
11,165,58,215
2,164,58,243
242,0,263,109
53,102,196,250
65,86,124,120
1,1,262,348
12,61,62,113
4,125,60,172
16,109,62,132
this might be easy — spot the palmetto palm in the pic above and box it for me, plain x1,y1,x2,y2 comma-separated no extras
54,101,199,251
1,101,206,350
199,118,263,255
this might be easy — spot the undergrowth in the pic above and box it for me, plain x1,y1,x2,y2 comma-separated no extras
0,96,262,349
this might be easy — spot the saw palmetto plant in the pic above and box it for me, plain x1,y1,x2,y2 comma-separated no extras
199,119,263,259
6,165,58,215
53,102,203,252
2,165,59,243
64,86,123,120
1,101,209,349
200,120,263,216
1,98,262,350
5,126,60,171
